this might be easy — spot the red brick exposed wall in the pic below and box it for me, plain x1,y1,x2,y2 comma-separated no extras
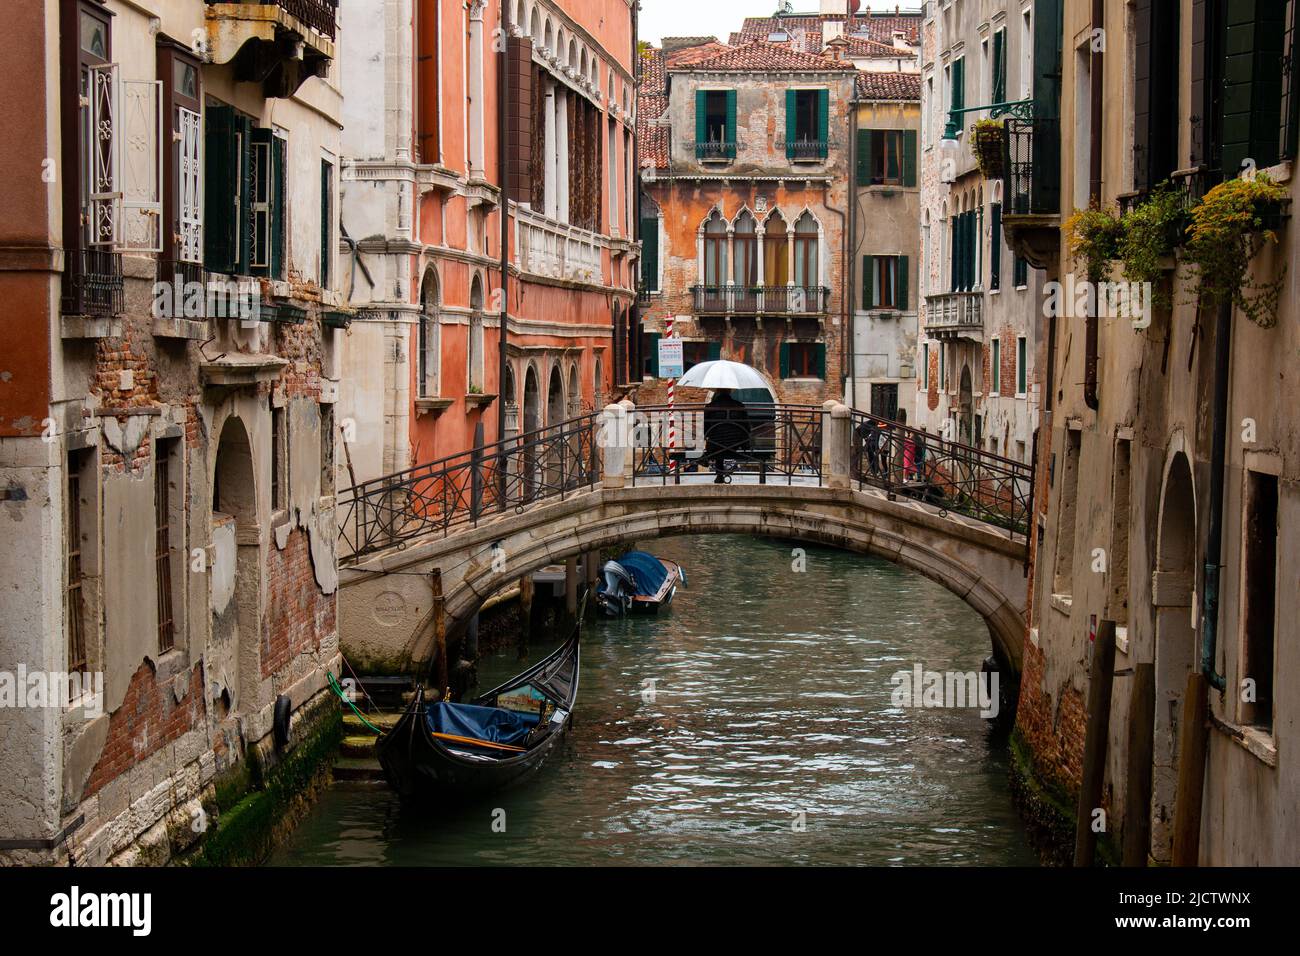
262,527,333,678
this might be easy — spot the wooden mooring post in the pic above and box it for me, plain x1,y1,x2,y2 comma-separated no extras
1171,671,1209,866
1122,662,1155,866
1074,619,1116,866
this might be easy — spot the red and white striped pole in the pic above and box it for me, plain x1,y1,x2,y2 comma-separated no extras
666,315,676,471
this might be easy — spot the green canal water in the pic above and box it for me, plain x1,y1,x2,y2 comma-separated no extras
271,534,1037,866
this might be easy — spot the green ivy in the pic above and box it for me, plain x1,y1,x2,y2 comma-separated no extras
1065,205,1123,283
1117,183,1186,309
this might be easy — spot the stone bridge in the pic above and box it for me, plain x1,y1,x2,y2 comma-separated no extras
337,402,1033,675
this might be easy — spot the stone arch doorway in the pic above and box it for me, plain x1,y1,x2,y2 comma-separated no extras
545,364,566,487
210,414,258,720
958,363,974,443
418,269,439,398
522,364,541,499
1150,450,1197,863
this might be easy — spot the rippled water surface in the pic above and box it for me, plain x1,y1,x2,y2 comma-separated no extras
273,535,1036,866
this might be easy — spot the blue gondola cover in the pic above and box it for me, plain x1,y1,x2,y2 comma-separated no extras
616,551,669,595
425,701,539,747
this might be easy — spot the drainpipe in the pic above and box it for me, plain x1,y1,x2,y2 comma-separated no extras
497,0,511,446
846,98,858,407
1199,300,1230,691
1083,0,1103,410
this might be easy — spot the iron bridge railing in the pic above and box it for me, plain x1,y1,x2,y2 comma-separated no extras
338,412,600,560
848,410,1033,539
629,403,825,487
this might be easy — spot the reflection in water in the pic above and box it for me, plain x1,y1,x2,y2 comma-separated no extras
272,535,1036,866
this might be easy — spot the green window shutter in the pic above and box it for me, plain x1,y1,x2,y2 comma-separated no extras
814,343,826,379
862,254,874,310
786,89,797,159
273,135,287,280
897,255,909,311
857,128,873,185
952,57,965,113
725,89,737,146
707,341,721,361
902,129,918,187
992,339,1001,393
641,217,659,290
1221,4,1286,176
696,90,708,144
779,342,790,378
320,160,332,288
235,115,253,275
1017,337,1027,393
950,218,959,292
990,203,1002,290
647,331,661,377
816,89,829,147
203,106,236,273
993,29,1007,104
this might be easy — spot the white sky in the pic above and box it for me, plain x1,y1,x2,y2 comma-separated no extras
639,1,919,46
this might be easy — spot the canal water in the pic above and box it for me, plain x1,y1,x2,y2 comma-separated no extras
272,534,1037,866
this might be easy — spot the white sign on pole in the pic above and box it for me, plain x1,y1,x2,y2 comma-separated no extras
658,338,684,378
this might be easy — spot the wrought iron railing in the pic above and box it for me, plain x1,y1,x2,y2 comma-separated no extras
1004,116,1059,217
338,412,600,559
691,285,830,315
62,248,124,318
848,410,1033,539
694,140,737,161
629,403,825,487
785,139,829,161
207,0,339,39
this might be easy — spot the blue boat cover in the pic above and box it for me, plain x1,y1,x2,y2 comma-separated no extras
425,701,539,746
617,551,669,596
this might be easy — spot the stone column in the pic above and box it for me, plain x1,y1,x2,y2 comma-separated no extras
557,89,570,223
565,557,578,616
544,83,557,220
600,402,628,489
822,401,852,490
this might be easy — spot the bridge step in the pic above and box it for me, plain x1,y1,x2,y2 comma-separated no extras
343,712,401,733
340,734,381,759
333,756,385,783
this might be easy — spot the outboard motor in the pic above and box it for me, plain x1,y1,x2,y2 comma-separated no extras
596,560,636,616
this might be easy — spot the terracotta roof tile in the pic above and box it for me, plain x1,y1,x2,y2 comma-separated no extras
855,70,921,102
673,38,856,73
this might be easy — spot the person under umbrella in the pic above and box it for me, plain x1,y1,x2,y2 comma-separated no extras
703,389,749,483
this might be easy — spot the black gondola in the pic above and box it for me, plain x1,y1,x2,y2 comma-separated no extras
595,550,685,616
376,617,581,800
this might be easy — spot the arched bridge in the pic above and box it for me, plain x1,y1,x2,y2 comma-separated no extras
336,402,1034,675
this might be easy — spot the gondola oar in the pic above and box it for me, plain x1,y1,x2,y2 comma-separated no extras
428,731,527,753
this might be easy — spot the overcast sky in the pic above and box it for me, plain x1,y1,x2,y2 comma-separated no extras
639,1,917,46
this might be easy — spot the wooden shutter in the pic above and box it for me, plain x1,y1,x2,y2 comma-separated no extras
707,341,722,361
857,128,873,185
641,217,659,290
993,29,1007,104
1190,0,1208,168
786,89,798,158
952,57,965,113
320,160,332,288
506,36,533,200
814,343,826,379
1133,0,1153,190
1221,3,1287,177
862,254,874,310
779,342,790,378
203,105,237,273
696,89,708,145
417,8,440,162
989,202,1002,290
816,89,829,147
725,89,737,147
897,255,909,311
250,129,273,276
902,129,918,186
645,331,661,377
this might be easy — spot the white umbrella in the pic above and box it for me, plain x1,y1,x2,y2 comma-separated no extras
675,359,770,391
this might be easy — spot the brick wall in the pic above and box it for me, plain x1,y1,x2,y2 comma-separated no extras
262,527,334,678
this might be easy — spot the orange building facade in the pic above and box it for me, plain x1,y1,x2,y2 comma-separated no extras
339,0,638,485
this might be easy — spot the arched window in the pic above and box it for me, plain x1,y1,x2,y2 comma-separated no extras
418,270,439,397
594,355,604,408
794,212,819,289
733,211,758,287
703,210,728,287
468,275,485,391
764,213,789,286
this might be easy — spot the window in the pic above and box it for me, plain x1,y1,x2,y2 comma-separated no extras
1241,469,1279,730
418,273,439,397
951,55,966,114
861,255,909,310
695,89,736,159
991,338,1001,394
703,211,728,286
642,331,660,377
786,88,828,159
793,212,819,289
780,342,826,379
640,214,659,291
1109,439,1132,628
856,129,918,186
1219,3,1288,176
992,28,1007,104
1016,335,1027,395
158,41,203,276
1014,255,1029,288
764,215,789,286
154,438,180,654
320,404,336,497
1132,0,1181,188
683,340,719,372
870,383,898,421
734,212,758,288
989,202,1003,290
1053,428,1082,596
468,313,485,391
950,210,978,291
205,106,285,279
321,159,334,288
1021,8,1033,100
922,342,930,388
65,450,91,676
271,401,286,512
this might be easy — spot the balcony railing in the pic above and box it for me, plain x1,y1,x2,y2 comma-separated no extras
691,285,830,315
1004,116,1060,216
785,140,829,161
924,291,984,338
206,0,338,40
63,248,124,318
516,205,603,284
694,140,737,161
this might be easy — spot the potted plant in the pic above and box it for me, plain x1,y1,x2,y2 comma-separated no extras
1065,204,1123,282
1183,174,1290,328
971,119,1007,179
1117,182,1187,309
